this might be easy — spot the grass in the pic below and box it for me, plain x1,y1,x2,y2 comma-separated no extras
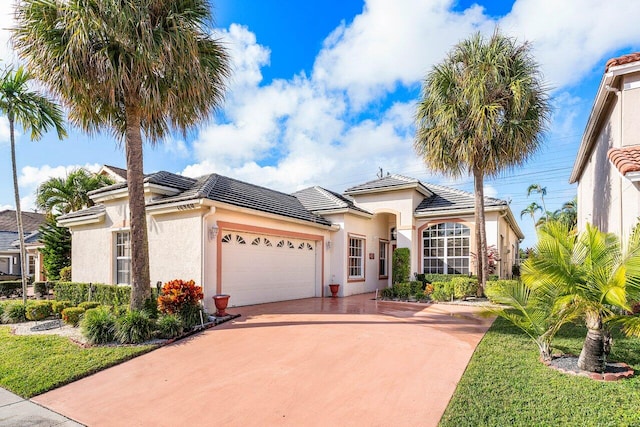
440,317,640,427
0,326,155,398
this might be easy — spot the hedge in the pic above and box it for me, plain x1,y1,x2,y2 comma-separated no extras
53,282,160,306
0,281,22,298
54,282,131,306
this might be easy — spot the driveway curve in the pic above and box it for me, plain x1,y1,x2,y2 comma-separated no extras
33,294,493,427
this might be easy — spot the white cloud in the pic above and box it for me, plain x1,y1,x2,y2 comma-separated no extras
13,163,102,211
313,0,493,107
0,116,9,143
0,1,19,66
500,0,640,89
0,204,12,211
162,137,189,159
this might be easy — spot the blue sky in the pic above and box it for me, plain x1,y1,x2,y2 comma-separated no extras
1,0,640,248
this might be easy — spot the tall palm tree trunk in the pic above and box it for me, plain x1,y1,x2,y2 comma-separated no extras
125,105,151,309
577,311,607,372
9,115,28,305
473,166,488,295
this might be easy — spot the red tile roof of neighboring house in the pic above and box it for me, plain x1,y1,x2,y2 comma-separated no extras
605,53,640,72
607,146,640,176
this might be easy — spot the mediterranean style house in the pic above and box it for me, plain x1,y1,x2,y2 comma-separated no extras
58,167,523,311
0,209,45,281
570,52,640,239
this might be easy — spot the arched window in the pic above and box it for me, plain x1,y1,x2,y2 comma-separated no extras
422,222,470,274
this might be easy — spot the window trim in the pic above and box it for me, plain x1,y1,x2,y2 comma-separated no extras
421,222,471,275
378,239,389,279
114,230,131,285
347,233,366,282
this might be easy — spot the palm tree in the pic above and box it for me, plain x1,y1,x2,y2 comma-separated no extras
36,169,113,279
483,279,578,361
415,31,551,293
527,184,547,213
520,202,542,227
36,169,114,215
522,221,640,372
14,0,231,309
0,66,66,304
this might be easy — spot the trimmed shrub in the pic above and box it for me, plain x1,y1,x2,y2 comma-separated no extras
431,281,455,302
25,301,53,321
52,300,73,315
179,304,203,330
61,307,85,326
485,280,520,304
381,287,394,299
451,277,479,299
156,314,183,339
59,266,71,282
392,248,410,284
1,303,26,323
81,307,116,344
54,282,131,306
143,296,159,319
0,281,22,298
115,310,153,344
78,301,101,310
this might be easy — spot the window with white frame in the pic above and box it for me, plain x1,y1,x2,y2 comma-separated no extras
27,254,36,277
115,231,131,285
379,240,389,278
422,222,470,274
348,236,365,280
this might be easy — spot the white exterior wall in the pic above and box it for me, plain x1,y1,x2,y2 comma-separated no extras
147,211,202,286
577,71,640,241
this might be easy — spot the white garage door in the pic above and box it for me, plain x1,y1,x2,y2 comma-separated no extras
221,231,317,307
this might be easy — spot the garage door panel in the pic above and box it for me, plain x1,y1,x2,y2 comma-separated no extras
221,231,317,307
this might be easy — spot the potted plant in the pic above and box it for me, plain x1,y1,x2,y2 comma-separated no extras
213,294,230,316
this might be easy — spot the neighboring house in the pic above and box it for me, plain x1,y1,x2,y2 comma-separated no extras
0,210,46,281
58,169,523,311
98,164,127,183
570,52,640,239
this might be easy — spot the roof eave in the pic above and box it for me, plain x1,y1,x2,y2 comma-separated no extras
345,182,432,197
212,201,339,231
570,61,640,183
90,183,182,203
312,208,373,218
146,199,213,215
57,212,106,227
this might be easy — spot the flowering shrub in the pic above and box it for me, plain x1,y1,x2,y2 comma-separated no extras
424,284,434,296
157,279,203,315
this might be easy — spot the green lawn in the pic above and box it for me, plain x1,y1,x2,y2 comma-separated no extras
0,326,155,398
440,317,640,427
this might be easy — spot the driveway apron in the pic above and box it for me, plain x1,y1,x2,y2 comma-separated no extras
32,294,493,426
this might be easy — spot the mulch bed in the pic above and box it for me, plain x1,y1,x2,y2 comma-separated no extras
546,355,634,381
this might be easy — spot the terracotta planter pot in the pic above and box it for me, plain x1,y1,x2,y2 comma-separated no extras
213,294,230,316
328,284,340,298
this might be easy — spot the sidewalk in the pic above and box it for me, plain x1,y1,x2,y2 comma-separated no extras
0,387,82,427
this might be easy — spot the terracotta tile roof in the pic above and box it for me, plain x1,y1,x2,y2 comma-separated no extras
607,146,640,175
605,53,640,72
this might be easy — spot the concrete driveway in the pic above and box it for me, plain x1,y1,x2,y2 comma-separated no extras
33,294,493,427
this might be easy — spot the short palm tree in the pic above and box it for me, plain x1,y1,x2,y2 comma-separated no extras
415,31,551,293
14,0,231,309
0,66,66,304
520,202,542,227
36,169,114,215
484,279,578,361
522,221,640,372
